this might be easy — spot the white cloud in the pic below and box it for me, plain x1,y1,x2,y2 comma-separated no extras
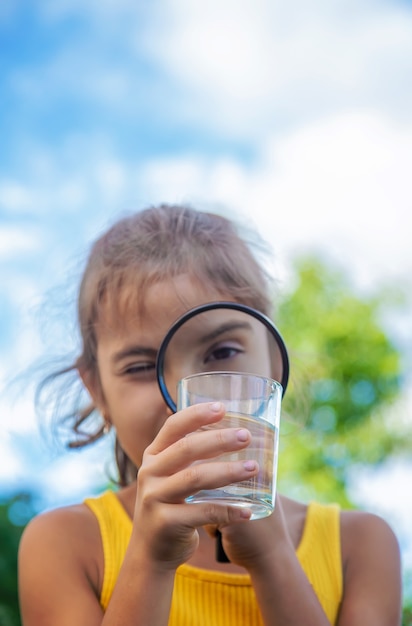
0,436,24,480
38,442,114,504
8,1,410,143
0,181,35,213
1,374,40,435
138,110,412,292
1,108,411,300
141,0,412,136
0,225,42,258
0,136,131,220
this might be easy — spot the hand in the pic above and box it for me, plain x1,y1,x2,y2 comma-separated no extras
218,495,294,571
131,402,259,569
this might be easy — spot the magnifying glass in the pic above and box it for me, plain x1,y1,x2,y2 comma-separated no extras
155,301,289,562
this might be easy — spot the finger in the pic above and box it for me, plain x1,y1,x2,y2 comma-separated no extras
148,402,226,454
158,501,253,531
149,426,253,476
159,458,259,503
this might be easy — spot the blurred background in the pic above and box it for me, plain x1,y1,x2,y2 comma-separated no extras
1,1,412,624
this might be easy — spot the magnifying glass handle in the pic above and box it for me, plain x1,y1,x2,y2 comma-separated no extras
216,531,230,562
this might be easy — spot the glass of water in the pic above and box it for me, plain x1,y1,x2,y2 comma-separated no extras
177,371,282,520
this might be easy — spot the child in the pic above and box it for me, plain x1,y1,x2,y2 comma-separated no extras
18,204,402,625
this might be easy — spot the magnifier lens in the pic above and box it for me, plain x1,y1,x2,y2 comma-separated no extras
157,304,288,412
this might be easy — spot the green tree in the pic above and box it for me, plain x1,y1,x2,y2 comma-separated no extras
403,588,412,626
276,255,411,623
276,255,410,505
0,494,35,626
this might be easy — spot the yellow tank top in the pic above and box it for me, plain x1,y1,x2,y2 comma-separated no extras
85,491,342,625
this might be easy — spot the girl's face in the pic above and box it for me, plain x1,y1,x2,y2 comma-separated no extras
91,274,233,469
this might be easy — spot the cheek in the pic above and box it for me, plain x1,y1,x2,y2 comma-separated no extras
107,385,169,464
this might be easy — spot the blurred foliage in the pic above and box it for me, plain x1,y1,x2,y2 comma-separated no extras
403,586,412,625
403,592,412,626
276,255,412,623
403,599,412,625
0,493,35,626
276,255,410,506
403,607,412,626
403,571,412,626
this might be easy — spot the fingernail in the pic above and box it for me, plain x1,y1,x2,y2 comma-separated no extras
210,402,223,412
236,429,249,442
243,460,257,471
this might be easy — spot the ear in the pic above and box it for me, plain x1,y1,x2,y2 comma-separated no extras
77,362,107,414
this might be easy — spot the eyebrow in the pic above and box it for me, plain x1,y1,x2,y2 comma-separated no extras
197,321,253,344
111,321,253,364
112,345,157,364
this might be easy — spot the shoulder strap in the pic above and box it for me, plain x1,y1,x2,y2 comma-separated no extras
84,491,132,610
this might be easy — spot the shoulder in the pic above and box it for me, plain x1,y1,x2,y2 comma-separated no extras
338,509,402,625
285,496,400,555
340,508,400,565
280,494,400,564
340,511,400,570
19,501,103,606
281,497,402,624
20,500,101,554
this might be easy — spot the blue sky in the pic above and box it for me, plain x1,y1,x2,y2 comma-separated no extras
1,0,412,568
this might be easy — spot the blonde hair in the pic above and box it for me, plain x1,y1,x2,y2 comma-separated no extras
39,203,276,485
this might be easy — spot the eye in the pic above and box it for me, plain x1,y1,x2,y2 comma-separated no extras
123,362,156,378
204,342,244,364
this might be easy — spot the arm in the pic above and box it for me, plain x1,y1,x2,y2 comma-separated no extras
219,499,402,626
18,508,105,626
221,497,332,626
337,510,402,625
19,402,258,625
18,507,178,626
100,545,176,626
